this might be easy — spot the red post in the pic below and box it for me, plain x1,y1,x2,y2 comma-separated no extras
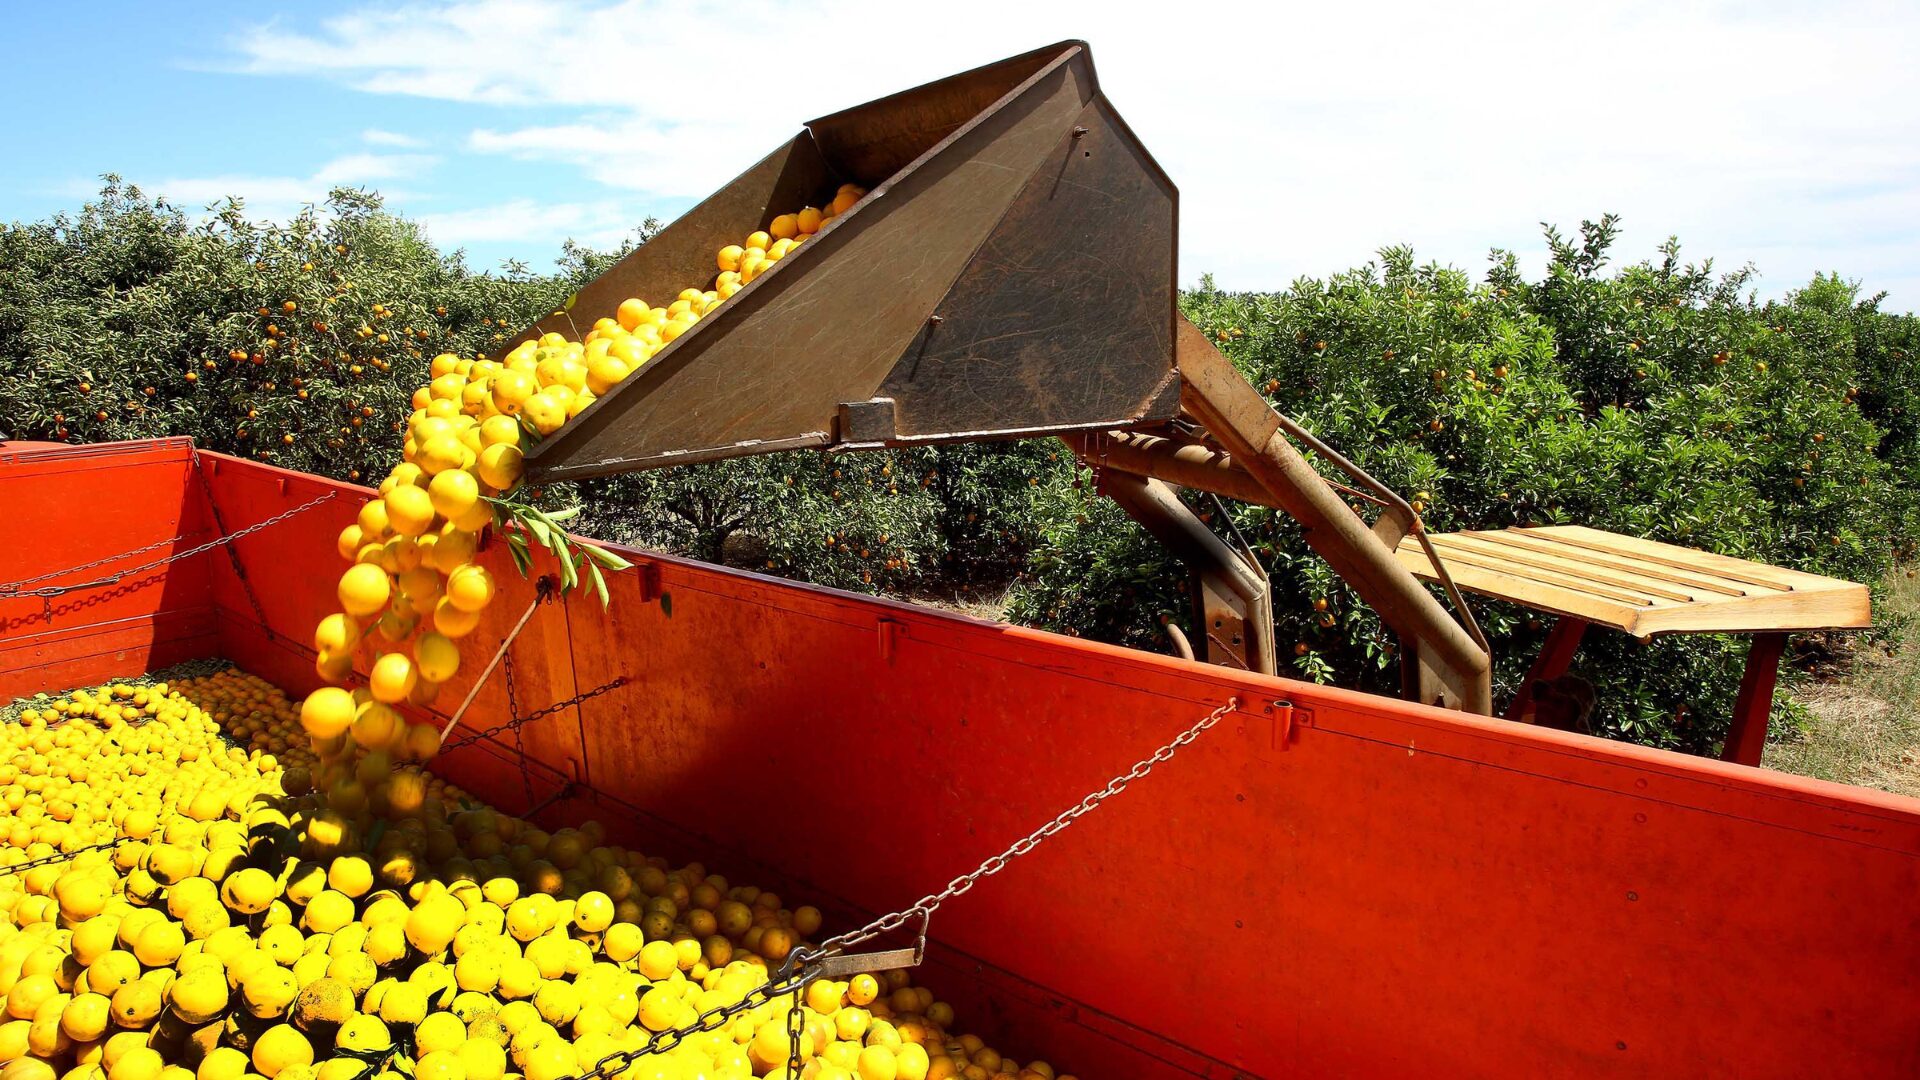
1506,617,1588,723
1721,632,1787,766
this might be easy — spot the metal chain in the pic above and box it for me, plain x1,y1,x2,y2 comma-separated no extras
786,989,808,1077
0,489,337,598
802,695,1241,960
504,651,536,807
557,954,820,1080
439,675,631,753
0,838,127,875
544,695,1238,1080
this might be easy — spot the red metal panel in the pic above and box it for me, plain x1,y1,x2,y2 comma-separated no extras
45,448,1920,1078
0,439,215,696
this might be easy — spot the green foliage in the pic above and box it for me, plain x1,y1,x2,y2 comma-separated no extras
1013,221,1917,753
7,183,1918,756
570,449,946,595
0,178,577,481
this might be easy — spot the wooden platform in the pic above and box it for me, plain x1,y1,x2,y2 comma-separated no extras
1394,525,1871,637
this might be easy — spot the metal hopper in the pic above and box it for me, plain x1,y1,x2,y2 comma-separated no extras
521,40,1178,477
516,41,1492,711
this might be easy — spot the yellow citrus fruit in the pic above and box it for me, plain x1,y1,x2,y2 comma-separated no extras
412,633,460,684
368,653,417,705
444,566,494,614
428,470,479,520
164,971,226,1027
383,485,435,538
219,869,276,915
474,445,523,492
312,614,359,654
430,527,478,575
489,372,535,415
298,688,355,739
336,564,391,619
416,435,466,476
248,1025,310,1078
350,702,402,751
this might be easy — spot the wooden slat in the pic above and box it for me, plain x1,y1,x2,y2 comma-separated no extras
1527,527,1814,592
1466,530,1753,597
1417,546,1659,608
1398,525,1872,635
1428,533,1700,603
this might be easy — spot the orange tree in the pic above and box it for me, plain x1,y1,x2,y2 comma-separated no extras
1011,221,1918,753
0,178,586,481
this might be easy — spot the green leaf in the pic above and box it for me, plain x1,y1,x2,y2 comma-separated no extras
582,544,632,571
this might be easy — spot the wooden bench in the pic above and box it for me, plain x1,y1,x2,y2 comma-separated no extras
1394,525,1872,764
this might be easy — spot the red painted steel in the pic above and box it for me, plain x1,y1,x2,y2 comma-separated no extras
1722,631,1788,766
1505,616,1589,723
0,440,218,697
8,443,1920,1078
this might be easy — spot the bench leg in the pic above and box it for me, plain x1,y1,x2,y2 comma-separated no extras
1506,617,1588,723
1721,632,1787,766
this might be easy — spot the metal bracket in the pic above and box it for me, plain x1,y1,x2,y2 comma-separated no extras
815,909,929,977
1269,699,1298,751
523,780,576,820
636,562,664,604
836,398,899,444
878,617,908,664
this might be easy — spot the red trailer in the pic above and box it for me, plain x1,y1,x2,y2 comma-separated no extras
5,438,1917,1078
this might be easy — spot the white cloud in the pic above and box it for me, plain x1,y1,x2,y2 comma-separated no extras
155,152,439,221
362,128,424,148
416,198,640,255
226,0,1920,305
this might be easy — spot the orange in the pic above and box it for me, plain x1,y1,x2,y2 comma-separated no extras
520,394,566,436
415,435,466,476
383,486,435,537
583,355,628,397
337,564,391,618
412,633,460,684
475,445,523,492
313,613,360,654
428,470,480,520
299,688,355,739
356,499,391,541
368,654,417,705
490,371,536,415
431,597,482,639
445,566,495,614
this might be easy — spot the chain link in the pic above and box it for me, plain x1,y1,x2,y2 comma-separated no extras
440,675,630,754
0,838,127,876
0,489,337,599
786,989,808,1077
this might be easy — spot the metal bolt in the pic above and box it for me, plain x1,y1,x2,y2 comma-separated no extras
927,314,943,325
1072,126,1089,138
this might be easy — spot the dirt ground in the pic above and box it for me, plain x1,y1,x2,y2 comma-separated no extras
1764,568,1920,798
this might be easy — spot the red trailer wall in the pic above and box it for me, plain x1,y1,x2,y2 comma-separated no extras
8,443,1920,1079
0,439,219,696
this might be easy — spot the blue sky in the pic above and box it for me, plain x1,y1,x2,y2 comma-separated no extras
5,1,1919,309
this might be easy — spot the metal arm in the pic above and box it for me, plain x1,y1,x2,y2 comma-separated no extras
1077,317,1493,713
